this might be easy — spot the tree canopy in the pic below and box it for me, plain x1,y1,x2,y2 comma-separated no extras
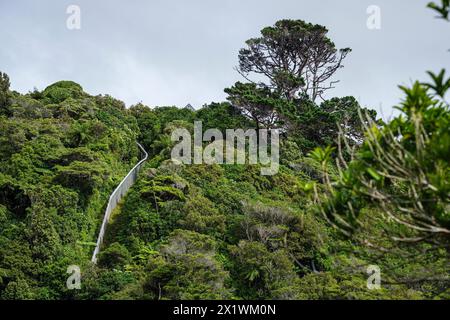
237,19,351,101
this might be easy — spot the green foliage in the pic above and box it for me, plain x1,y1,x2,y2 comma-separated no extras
42,81,84,104
140,174,187,204
1,8,448,300
129,104,194,156
312,77,450,292
224,82,281,129
238,19,351,101
278,96,377,152
229,241,297,299
424,69,450,99
1,278,34,300
195,102,252,132
179,193,226,237
55,161,108,194
318,80,450,239
428,0,450,20
98,243,132,270
75,265,136,300
309,145,335,167
0,77,139,299
115,230,233,299
26,204,62,262
0,72,11,114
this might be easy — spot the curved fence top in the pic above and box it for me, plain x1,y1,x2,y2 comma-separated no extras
91,142,148,263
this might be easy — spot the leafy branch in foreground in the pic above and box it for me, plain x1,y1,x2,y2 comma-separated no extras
428,0,450,20
424,69,450,101
312,79,450,247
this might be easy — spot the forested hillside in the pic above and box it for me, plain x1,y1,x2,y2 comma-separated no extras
0,3,449,300
0,79,140,299
0,75,447,299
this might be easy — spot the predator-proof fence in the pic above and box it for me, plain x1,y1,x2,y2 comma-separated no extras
91,142,148,263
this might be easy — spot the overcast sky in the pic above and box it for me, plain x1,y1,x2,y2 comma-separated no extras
1,0,449,118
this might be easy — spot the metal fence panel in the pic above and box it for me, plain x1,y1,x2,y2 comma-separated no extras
91,143,148,263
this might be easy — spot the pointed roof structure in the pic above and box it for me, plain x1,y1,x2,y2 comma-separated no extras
184,103,195,111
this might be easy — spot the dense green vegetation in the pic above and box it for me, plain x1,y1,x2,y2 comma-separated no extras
85,83,447,299
0,3,449,300
0,79,140,299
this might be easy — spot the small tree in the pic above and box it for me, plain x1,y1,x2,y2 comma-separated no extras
237,20,351,101
224,82,281,129
98,242,131,269
0,71,11,113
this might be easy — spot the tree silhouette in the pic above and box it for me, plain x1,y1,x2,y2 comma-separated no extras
237,20,351,101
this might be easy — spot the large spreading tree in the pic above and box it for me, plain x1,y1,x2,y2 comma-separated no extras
237,19,351,101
